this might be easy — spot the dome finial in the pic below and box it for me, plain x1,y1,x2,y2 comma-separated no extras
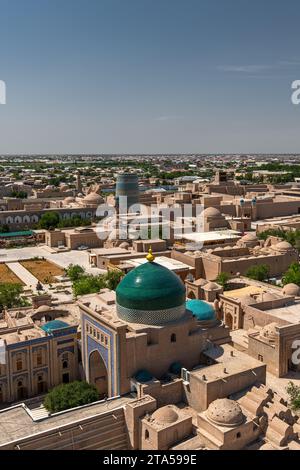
146,246,155,262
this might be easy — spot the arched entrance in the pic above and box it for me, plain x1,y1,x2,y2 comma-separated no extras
89,350,108,398
225,313,233,330
187,291,196,299
17,380,27,401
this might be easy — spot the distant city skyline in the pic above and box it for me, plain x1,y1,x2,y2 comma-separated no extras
0,0,300,154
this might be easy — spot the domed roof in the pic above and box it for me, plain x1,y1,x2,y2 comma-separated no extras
64,196,75,203
152,406,178,424
119,242,130,249
116,257,186,325
186,299,216,321
260,322,278,342
35,305,52,313
203,207,221,218
206,399,244,427
242,232,258,241
273,241,293,252
83,192,104,204
204,281,220,291
134,370,153,383
282,283,300,296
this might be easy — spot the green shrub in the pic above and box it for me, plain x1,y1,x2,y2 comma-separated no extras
44,381,99,413
245,264,270,282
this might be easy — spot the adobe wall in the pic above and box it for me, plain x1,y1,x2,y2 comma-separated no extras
124,318,207,386
183,363,266,412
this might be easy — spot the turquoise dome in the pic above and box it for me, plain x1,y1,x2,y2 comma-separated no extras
116,261,186,325
135,370,153,383
186,299,216,321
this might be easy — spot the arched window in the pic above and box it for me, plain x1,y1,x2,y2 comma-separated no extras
145,429,149,440
16,354,23,371
36,349,43,366
17,380,23,388
171,333,176,343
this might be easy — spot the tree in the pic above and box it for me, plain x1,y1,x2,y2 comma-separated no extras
38,212,60,230
73,275,106,296
245,264,270,282
66,264,85,281
286,381,300,410
282,263,300,286
0,283,28,310
44,381,99,413
216,272,230,290
105,270,124,290
0,224,10,234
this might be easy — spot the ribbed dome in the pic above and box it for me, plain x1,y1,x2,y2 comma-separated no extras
282,283,300,296
186,299,216,321
116,261,186,325
152,406,178,424
206,399,244,427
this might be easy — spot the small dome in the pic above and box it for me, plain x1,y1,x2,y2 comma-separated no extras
204,281,220,291
206,399,244,427
83,192,104,204
186,299,216,321
273,241,293,252
64,196,75,203
152,406,178,424
242,233,257,241
260,322,278,342
203,207,221,218
119,242,130,249
169,362,182,375
35,305,52,313
134,370,153,383
282,283,300,296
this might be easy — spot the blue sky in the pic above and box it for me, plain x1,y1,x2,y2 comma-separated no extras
0,0,299,154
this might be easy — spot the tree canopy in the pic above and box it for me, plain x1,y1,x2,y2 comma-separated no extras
282,263,300,286
245,264,270,282
0,283,29,310
44,381,99,413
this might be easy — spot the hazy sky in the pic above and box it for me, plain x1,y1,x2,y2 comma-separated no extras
0,0,300,154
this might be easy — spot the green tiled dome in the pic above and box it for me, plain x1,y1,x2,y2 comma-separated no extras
116,261,186,325
186,299,216,321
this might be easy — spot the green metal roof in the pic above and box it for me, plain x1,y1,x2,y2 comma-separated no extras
0,230,34,238
116,261,186,311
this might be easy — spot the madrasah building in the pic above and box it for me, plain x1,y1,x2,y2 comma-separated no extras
1,249,300,450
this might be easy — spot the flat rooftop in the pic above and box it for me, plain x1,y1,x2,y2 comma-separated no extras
126,256,192,272
191,344,264,383
266,301,300,324
0,395,134,447
181,230,241,243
